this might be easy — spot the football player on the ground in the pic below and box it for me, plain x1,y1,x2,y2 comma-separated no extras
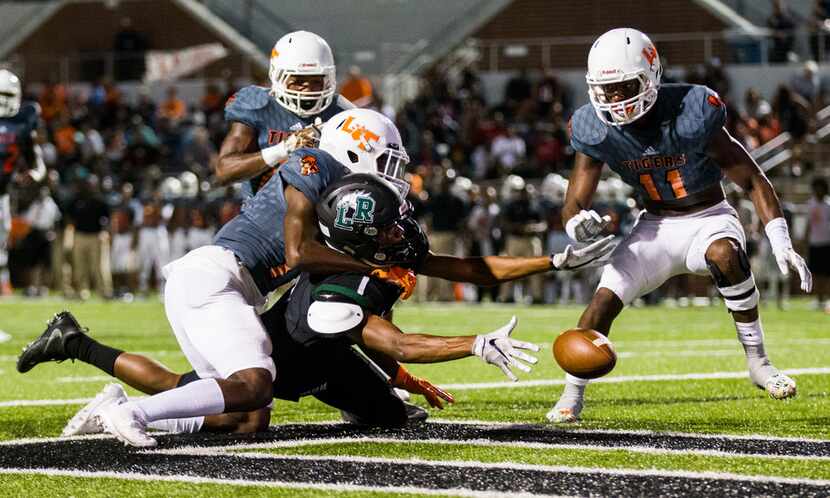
0,69,46,254
215,30,353,199
31,175,542,438
547,28,812,424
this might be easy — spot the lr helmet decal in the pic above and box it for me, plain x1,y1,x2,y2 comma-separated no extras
333,191,376,231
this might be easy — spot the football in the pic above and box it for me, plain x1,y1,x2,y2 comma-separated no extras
553,328,617,379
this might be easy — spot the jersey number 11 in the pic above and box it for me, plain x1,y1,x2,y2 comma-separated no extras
639,169,687,201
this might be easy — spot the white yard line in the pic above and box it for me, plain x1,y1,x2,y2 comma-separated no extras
442,367,830,390
142,450,830,486
153,436,830,462
0,468,551,498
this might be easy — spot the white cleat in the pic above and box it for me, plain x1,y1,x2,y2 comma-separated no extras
546,397,583,424
764,372,797,400
96,402,157,448
62,383,128,437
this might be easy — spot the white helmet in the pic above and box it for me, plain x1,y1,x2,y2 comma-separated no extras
0,69,22,117
269,31,336,117
586,28,662,126
319,108,410,194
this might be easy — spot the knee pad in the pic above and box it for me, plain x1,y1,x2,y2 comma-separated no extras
706,244,758,312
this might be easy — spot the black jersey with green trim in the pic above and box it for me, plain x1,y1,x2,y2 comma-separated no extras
278,271,402,348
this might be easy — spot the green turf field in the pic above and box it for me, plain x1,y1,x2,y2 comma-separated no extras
0,298,827,496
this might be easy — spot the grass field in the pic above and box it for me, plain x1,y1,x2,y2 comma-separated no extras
0,297,828,496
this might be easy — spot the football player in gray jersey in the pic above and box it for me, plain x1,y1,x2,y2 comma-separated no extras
215,30,354,199
548,28,813,423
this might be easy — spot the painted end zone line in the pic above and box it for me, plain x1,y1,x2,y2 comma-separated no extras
2,366,828,408
0,468,548,498
443,367,830,390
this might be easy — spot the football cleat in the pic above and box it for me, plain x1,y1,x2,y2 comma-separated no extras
546,396,584,424
62,383,128,437
403,402,428,423
17,311,86,373
97,402,157,448
763,372,797,400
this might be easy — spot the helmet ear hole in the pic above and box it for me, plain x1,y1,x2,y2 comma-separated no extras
347,151,359,163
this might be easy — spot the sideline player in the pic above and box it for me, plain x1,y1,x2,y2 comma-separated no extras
547,28,813,424
0,69,46,290
215,30,353,199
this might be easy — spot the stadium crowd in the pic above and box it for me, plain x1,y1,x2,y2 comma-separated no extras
2,61,826,308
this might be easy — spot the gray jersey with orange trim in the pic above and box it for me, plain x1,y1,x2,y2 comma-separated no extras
224,85,353,199
213,147,349,295
570,84,726,206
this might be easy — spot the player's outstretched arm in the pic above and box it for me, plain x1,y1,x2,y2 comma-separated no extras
711,127,812,291
416,234,615,285
283,185,374,273
356,315,538,380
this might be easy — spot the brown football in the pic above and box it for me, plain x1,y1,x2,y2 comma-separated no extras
553,328,617,379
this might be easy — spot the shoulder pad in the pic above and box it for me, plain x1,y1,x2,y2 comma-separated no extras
227,85,271,111
335,94,356,110
677,85,725,140
307,301,365,336
570,104,607,146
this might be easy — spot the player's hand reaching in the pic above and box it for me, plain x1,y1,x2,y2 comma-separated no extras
260,118,323,166
551,235,616,270
765,218,813,292
293,118,323,149
566,209,611,242
472,316,539,381
393,367,455,409
371,266,417,300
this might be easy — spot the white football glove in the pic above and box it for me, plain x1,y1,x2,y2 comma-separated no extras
551,234,616,271
472,316,539,381
765,217,812,292
260,118,323,167
565,209,612,242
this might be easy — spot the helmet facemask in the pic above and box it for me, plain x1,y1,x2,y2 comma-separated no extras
0,74,21,118
588,72,657,126
270,67,336,117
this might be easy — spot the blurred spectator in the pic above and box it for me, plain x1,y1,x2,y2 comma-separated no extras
772,85,810,143
809,0,830,62
187,207,214,250
790,60,822,109
137,192,169,295
159,87,187,124
466,185,501,302
20,186,61,296
504,70,532,110
66,174,112,299
768,0,797,63
491,126,526,173
340,66,373,108
38,82,67,124
424,175,468,301
498,177,545,303
536,69,568,118
110,198,137,298
114,17,148,81
806,177,830,312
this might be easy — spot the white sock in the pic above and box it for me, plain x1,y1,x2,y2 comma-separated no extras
134,378,225,423
562,373,589,399
148,416,205,434
735,319,775,385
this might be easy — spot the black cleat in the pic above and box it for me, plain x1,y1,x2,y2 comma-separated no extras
17,311,86,373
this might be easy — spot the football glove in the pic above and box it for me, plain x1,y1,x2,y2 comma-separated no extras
764,217,812,292
565,209,611,242
371,266,417,300
393,366,454,409
551,235,616,271
472,316,539,381
260,119,323,167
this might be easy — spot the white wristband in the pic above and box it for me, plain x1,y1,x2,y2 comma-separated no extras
260,141,289,167
764,217,792,253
